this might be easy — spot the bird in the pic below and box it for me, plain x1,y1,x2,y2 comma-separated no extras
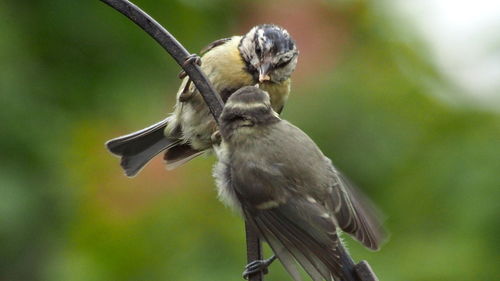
213,86,385,281
106,24,299,177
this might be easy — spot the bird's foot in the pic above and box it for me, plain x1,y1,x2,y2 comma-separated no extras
242,255,277,280
211,130,221,146
184,53,202,67
178,80,195,102
178,70,188,79
178,54,202,79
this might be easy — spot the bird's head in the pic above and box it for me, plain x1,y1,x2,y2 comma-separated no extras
219,86,281,141
239,24,298,84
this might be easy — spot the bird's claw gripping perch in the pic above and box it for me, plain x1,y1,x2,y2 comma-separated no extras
178,54,202,79
242,255,277,280
184,53,202,67
211,130,221,146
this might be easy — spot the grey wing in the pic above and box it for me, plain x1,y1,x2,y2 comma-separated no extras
233,164,357,281
325,158,385,250
200,37,232,54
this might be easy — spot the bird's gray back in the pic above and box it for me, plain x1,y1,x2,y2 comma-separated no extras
229,120,334,201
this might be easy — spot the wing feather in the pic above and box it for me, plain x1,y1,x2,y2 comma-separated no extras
200,37,232,55
326,162,385,250
241,197,357,281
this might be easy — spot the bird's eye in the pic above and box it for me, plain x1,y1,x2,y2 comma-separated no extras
233,115,254,127
229,115,253,125
275,59,291,69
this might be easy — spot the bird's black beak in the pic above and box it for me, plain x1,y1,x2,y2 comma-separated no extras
259,62,271,83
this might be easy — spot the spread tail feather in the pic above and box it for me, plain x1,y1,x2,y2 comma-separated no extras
163,144,204,170
106,118,180,177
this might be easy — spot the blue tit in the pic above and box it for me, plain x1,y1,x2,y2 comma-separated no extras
107,24,299,177
213,86,385,281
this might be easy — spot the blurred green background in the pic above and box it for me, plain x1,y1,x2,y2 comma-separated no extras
1,0,499,280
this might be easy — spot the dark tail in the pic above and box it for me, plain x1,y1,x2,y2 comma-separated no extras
163,143,204,170
106,118,180,177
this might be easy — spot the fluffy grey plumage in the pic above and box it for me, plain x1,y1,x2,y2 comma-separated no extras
106,24,298,177
213,86,385,281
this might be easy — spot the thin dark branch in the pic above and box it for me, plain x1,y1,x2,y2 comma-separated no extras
99,0,224,121
245,221,264,281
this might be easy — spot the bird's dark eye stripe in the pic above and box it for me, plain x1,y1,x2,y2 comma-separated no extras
275,59,291,69
255,45,262,56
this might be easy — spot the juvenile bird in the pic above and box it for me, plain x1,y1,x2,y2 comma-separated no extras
106,24,298,177
213,86,385,281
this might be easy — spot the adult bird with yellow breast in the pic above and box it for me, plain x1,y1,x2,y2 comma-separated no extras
106,24,299,177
